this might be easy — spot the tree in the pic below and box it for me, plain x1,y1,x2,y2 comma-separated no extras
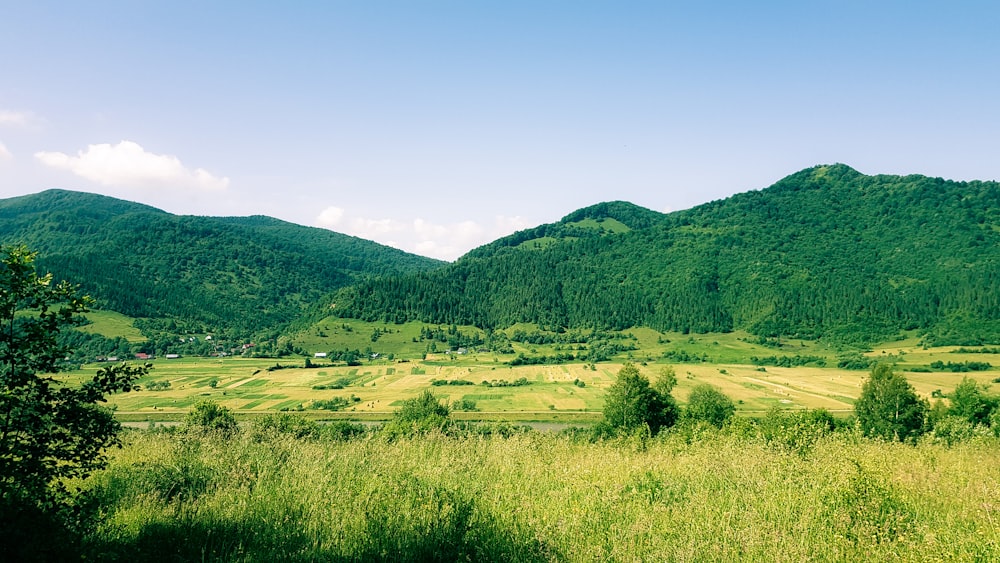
653,365,678,397
602,363,678,434
0,245,145,557
854,364,926,441
685,383,736,427
949,377,997,426
184,399,238,435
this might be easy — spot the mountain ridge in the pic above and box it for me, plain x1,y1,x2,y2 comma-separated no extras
5,163,999,346
0,189,444,337
332,164,1000,345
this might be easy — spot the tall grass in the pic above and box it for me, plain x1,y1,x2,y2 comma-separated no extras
82,428,1000,561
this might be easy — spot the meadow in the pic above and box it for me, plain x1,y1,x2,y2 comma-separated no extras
43,317,1000,561
79,425,1000,561
66,324,1000,423
62,311,1000,423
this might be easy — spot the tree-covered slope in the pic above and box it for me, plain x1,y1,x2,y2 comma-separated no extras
0,189,444,335
334,165,1000,344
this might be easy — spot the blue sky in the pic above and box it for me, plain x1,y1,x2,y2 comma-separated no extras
2,1,998,260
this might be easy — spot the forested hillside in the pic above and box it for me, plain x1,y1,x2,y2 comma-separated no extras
334,165,1000,345
0,190,443,336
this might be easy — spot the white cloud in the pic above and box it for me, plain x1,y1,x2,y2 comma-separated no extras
315,207,531,261
0,142,11,161
35,140,229,191
316,206,345,226
0,110,35,127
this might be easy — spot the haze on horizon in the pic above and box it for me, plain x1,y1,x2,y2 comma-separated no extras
2,1,998,261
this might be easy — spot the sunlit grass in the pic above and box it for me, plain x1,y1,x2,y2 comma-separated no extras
83,428,1000,561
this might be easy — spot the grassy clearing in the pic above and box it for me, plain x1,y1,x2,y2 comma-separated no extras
81,429,1000,561
78,310,147,342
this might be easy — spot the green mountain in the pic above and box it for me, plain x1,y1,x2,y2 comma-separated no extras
0,189,444,336
333,165,1000,345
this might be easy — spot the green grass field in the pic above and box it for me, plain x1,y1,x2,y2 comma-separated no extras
78,310,148,342
79,427,1000,561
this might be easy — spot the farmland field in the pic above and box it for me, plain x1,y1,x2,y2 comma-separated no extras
63,328,1000,422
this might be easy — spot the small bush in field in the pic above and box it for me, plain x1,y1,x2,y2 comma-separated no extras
184,400,238,436
685,383,735,427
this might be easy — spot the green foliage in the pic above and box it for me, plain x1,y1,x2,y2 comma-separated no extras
602,363,679,435
383,390,452,436
184,399,238,436
0,189,442,339
652,365,677,396
758,408,836,454
836,352,876,370
334,166,1000,345
684,383,736,427
854,364,927,442
451,398,479,412
948,377,998,426
481,377,530,387
0,245,145,559
930,416,980,446
313,395,361,411
930,360,993,372
249,413,320,440
751,354,827,367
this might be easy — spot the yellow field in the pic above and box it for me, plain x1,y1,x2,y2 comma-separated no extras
70,343,1000,422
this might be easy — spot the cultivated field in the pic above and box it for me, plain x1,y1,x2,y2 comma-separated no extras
65,332,1000,422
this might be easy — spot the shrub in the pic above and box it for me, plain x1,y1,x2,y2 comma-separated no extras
758,408,835,454
382,391,451,437
930,416,979,446
451,398,479,412
685,384,735,427
250,413,320,439
184,400,238,436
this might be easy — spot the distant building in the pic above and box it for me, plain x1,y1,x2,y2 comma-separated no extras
314,352,327,358
165,354,180,359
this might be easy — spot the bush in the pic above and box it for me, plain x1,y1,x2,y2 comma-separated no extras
758,408,835,454
319,421,368,441
184,400,238,436
451,398,479,412
382,391,451,437
930,416,979,446
685,384,735,427
250,413,319,440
